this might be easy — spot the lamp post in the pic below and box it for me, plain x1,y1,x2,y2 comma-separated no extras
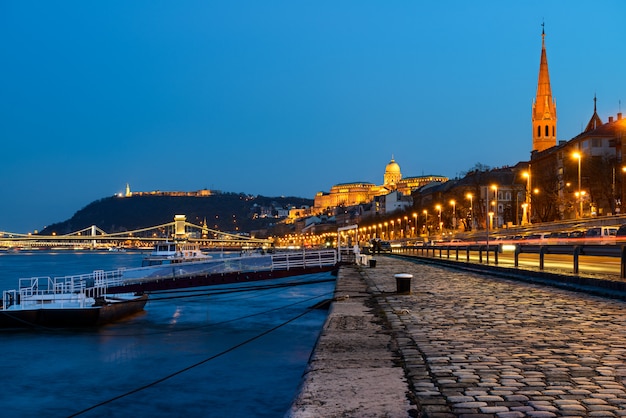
575,191,586,217
491,184,498,229
435,204,442,233
403,216,408,238
450,200,456,230
466,193,474,231
621,167,626,214
574,152,582,218
390,220,395,240
412,213,417,237
423,209,428,236
522,171,532,225
487,211,494,264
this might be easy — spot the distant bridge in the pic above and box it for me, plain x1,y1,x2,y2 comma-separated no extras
0,215,271,249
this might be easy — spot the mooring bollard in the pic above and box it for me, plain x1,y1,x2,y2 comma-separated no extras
369,258,377,268
394,273,413,294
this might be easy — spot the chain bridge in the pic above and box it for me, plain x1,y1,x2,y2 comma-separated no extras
0,215,271,250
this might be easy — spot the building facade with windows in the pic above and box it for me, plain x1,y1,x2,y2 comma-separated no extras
313,158,447,214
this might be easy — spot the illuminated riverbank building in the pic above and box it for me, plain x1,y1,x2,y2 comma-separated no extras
313,158,447,213
529,27,626,219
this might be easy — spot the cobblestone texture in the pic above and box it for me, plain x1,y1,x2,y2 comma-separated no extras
290,256,626,417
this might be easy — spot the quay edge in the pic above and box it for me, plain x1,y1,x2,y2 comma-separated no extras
287,263,416,417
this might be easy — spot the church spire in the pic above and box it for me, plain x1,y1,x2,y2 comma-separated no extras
532,23,557,153
584,94,603,132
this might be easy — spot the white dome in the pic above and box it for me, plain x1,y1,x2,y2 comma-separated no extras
385,159,401,174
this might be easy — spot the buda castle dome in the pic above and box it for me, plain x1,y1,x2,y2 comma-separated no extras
313,157,448,213
384,157,402,186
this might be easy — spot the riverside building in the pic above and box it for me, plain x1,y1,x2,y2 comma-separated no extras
313,157,447,215
528,27,626,219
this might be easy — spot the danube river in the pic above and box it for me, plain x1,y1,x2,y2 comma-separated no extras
0,250,335,417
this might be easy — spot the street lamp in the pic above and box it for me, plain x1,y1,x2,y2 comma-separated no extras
573,152,582,218
487,211,494,264
575,191,586,217
435,204,442,233
423,209,428,236
450,200,456,230
621,167,626,214
522,171,531,225
412,213,417,237
403,216,408,238
390,220,395,240
491,184,498,229
466,193,474,231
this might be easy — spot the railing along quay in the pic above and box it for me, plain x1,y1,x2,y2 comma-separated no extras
3,250,339,306
393,243,626,279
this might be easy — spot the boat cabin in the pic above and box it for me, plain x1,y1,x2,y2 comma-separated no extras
142,241,210,267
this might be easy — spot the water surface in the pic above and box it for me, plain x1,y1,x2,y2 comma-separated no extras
0,251,334,417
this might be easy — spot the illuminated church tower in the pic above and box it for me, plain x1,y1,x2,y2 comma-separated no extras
532,25,557,153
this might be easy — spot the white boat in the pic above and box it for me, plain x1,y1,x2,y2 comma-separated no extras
0,243,339,328
141,241,211,266
0,273,147,329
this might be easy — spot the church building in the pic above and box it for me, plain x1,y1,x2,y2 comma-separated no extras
529,27,626,219
532,25,557,153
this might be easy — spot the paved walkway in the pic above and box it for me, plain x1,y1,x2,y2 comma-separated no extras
288,255,626,417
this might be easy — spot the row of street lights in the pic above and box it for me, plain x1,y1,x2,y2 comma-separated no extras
522,151,586,221
368,151,590,239
572,151,626,218
281,152,595,248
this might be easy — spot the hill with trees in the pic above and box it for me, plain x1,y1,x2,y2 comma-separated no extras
39,193,312,237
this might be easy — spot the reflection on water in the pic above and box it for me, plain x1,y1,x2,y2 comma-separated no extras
0,251,334,417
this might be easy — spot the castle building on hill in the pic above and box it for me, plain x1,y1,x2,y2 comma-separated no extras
313,157,447,213
119,186,216,198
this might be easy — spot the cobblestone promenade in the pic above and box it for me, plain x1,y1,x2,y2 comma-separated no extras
289,255,626,417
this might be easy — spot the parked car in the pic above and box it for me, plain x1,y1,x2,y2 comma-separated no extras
523,233,550,243
379,241,392,252
584,226,617,245
568,230,586,239
545,231,571,244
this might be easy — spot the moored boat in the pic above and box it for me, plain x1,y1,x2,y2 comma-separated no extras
141,240,211,266
0,274,147,329
0,242,338,328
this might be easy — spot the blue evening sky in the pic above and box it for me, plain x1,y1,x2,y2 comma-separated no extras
1,1,625,233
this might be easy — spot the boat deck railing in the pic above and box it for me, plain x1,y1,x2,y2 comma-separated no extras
1,249,338,310
2,274,111,310
110,249,338,287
